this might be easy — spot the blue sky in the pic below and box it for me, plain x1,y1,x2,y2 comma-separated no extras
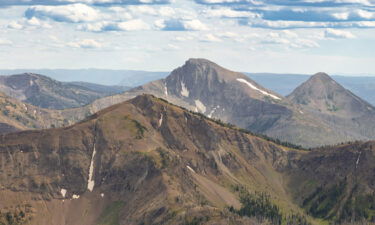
0,0,375,75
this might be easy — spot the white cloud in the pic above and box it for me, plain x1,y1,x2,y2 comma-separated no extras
78,19,150,32
107,7,133,20
217,31,239,38
184,19,209,30
159,7,176,17
324,28,356,39
197,0,259,4
7,21,24,30
0,0,172,6
25,4,101,23
26,17,53,28
291,39,320,48
116,19,150,31
155,19,208,31
260,31,319,48
204,8,259,18
67,39,103,48
0,39,12,46
126,5,157,16
332,12,350,20
282,30,299,38
200,34,222,42
248,19,375,29
7,17,52,30
354,9,375,19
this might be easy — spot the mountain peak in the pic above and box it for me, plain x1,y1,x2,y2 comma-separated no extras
288,72,373,116
310,72,332,81
185,58,217,66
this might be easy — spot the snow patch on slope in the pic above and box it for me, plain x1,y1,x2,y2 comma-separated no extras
87,144,97,192
186,166,196,173
164,82,168,96
181,81,189,97
236,78,281,100
72,194,80,199
356,151,362,169
195,100,206,113
60,189,67,198
158,114,163,127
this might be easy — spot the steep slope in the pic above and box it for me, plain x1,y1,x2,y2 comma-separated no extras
0,92,78,133
0,94,315,225
284,141,375,224
0,73,125,109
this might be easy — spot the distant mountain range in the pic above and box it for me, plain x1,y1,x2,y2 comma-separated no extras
0,69,168,87
2,69,375,105
0,94,374,225
1,59,375,148
71,59,375,147
0,73,129,109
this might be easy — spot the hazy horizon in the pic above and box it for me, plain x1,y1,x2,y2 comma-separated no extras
1,67,375,77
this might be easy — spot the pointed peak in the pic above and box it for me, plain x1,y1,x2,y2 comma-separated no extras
310,72,333,81
171,58,245,81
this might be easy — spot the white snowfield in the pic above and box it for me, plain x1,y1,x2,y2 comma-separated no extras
356,151,362,169
60,188,67,198
236,78,281,100
164,82,168,96
195,99,206,113
158,114,163,127
87,144,97,192
181,81,189,97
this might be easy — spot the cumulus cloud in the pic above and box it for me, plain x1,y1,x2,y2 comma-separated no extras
246,19,375,29
195,0,260,5
260,31,320,48
155,19,208,31
324,28,356,38
7,17,52,30
204,8,259,18
25,4,101,23
0,39,12,46
7,21,24,30
78,19,150,31
67,39,103,48
200,34,222,42
0,0,171,6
